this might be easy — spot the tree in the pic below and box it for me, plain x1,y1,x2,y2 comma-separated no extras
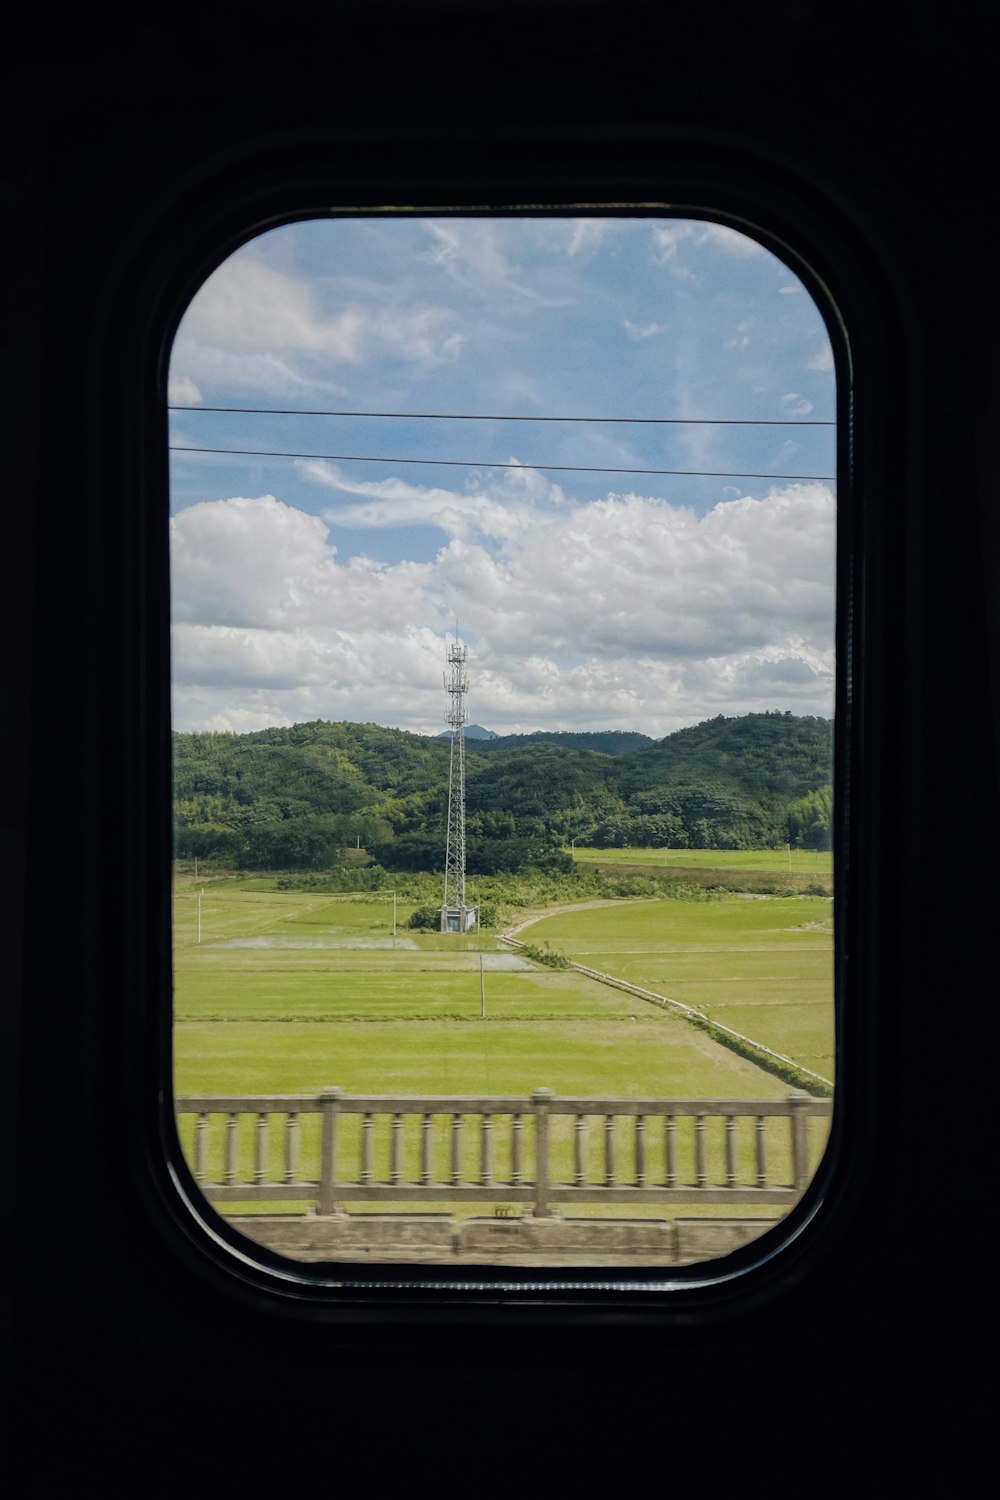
787,785,833,850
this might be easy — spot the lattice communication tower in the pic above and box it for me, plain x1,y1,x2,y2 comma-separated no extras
440,638,476,932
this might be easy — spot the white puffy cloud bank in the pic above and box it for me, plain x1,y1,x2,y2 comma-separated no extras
170,472,834,737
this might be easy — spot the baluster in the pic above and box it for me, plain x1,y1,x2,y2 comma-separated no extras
451,1113,463,1186
725,1115,736,1188
532,1089,553,1218
224,1112,239,1186
194,1113,208,1182
789,1094,810,1192
480,1114,494,1186
605,1113,616,1186
254,1111,268,1185
511,1112,523,1185
361,1112,374,1185
284,1112,299,1184
420,1113,433,1185
695,1113,707,1188
755,1115,767,1187
664,1114,676,1187
574,1114,586,1187
635,1114,646,1188
318,1086,341,1216
390,1112,403,1184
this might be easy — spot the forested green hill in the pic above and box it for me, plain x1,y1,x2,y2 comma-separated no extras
173,712,833,871
466,729,653,756
602,713,832,852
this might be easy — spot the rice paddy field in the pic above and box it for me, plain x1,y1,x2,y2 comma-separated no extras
172,871,834,1234
520,894,834,1079
567,847,832,875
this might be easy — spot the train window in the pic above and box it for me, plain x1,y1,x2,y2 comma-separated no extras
167,212,838,1281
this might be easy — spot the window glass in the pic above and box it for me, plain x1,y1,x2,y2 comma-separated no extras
169,215,836,1271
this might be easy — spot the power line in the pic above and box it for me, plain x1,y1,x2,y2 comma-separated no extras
169,403,834,427
169,444,836,483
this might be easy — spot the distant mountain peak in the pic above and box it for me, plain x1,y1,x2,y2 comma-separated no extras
438,724,498,740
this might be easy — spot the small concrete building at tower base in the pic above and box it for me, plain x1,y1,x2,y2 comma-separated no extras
439,904,478,933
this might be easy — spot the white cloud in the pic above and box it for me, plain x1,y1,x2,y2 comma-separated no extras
624,319,664,340
180,257,368,359
780,393,815,417
651,221,765,274
172,344,333,397
170,480,835,735
438,485,833,657
567,219,614,257
422,220,515,281
371,306,463,362
172,623,331,690
171,496,336,628
185,699,298,735
650,226,697,277
807,341,835,373
419,219,565,307
697,222,765,256
308,460,566,543
170,494,437,632
172,618,450,735
171,253,464,400
168,374,202,404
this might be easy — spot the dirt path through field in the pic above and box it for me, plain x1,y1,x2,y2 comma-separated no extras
501,898,646,940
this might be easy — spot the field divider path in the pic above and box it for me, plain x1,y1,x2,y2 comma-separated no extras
500,920,833,1097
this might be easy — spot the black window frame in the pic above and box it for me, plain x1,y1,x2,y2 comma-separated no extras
112,135,894,1321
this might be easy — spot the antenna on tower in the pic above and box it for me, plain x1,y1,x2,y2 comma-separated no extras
440,633,476,933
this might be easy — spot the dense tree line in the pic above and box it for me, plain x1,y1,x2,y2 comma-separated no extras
173,712,833,871
458,728,653,756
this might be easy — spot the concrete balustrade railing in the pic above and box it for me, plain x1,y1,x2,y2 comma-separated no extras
176,1089,831,1219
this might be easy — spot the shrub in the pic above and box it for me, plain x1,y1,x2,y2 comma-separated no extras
519,941,570,969
407,905,441,930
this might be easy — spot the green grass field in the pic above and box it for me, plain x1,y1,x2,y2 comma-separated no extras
173,870,833,1228
174,880,834,1087
520,895,834,1079
174,887,818,1095
567,846,832,873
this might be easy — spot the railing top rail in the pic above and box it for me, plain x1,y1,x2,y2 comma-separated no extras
176,1092,832,1117
177,1095,327,1114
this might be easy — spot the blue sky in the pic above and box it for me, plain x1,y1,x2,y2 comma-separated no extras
168,215,836,737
